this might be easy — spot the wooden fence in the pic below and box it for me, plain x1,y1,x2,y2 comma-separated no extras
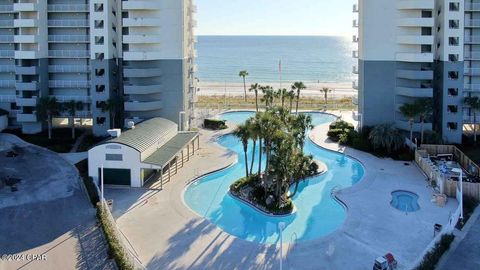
420,144,480,177
444,179,480,199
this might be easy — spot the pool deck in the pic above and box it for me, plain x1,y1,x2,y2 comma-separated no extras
105,110,458,270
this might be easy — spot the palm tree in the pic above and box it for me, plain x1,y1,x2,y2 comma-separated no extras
36,97,61,140
249,83,260,112
261,86,275,108
465,96,480,144
289,152,313,198
415,98,433,144
291,114,313,151
63,100,83,139
101,97,123,129
369,123,405,154
287,90,296,112
319,87,332,106
277,88,289,108
292,82,306,114
239,70,249,102
246,117,259,175
399,102,421,143
233,124,250,177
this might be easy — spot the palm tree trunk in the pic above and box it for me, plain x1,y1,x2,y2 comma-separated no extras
71,116,75,139
258,138,262,174
289,180,300,199
244,146,249,177
409,121,413,144
243,77,247,102
48,115,52,140
295,93,300,114
475,113,478,145
420,119,425,145
325,93,328,105
255,92,258,112
250,140,256,175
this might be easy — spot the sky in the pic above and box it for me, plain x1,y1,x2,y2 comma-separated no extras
196,0,356,36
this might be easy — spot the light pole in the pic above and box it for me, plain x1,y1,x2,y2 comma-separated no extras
100,164,104,209
278,222,285,270
452,168,464,220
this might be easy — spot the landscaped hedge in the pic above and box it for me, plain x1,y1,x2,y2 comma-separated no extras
415,234,455,270
203,119,228,130
75,160,99,206
97,204,135,270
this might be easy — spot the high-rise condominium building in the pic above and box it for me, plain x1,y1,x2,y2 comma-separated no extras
353,0,479,144
0,0,197,136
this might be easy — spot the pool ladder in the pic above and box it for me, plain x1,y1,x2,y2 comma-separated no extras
331,185,342,197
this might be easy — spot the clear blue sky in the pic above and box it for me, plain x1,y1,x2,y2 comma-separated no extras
196,0,355,36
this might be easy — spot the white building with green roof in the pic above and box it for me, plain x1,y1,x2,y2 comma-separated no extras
88,117,199,188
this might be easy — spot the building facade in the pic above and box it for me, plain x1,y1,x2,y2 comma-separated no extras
0,0,196,136
353,0,475,144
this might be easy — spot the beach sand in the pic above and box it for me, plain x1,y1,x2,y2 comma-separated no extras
197,81,357,98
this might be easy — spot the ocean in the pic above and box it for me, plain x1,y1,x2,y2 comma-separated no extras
196,35,356,84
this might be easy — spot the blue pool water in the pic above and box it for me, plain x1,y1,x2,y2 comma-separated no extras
390,191,420,212
184,111,365,244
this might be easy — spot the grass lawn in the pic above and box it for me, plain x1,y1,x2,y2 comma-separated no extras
2,128,83,153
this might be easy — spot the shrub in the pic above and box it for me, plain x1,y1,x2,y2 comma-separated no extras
415,234,455,270
327,129,345,142
204,119,228,130
329,120,354,131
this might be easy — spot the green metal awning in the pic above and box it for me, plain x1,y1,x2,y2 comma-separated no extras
143,132,199,168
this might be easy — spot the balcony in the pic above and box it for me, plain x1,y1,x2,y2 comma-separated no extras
14,35,38,43
397,35,434,45
464,116,477,124
465,20,480,28
15,66,38,75
352,35,359,43
352,81,358,90
48,65,89,73
395,86,433,98
0,50,14,58
15,81,38,91
124,68,162,78
464,52,480,60
0,35,13,43
0,95,16,102
352,50,359,58
464,36,480,44
398,18,434,27
464,84,480,92
14,19,38,28
0,5,13,13
48,20,89,28
15,51,39,59
17,113,37,122
464,68,480,76
59,110,92,118
16,97,37,107
124,84,163,95
49,80,90,88
54,95,91,102
465,3,480,11
123,51,163,61
124,100,163,112
48,50,90,58
123,18,162,27
0,65,15,73
396,52,433,62
352,65,358,74
123,35,162,44
122,1,160,10
0,80,15,88
353,4,359,12
0,20,13,28
396,120,432,132
396,0,434,10
396,69,433,80
48,35,89,43
47,4,88,12
13,3,37,12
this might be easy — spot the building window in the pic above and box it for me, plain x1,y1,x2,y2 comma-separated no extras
449,54,459,61
96,69,105,77
94,3,104,12
95,20,104,29
448,71,459,80
447,122,458,130
96,101,106,109
448,88,459,96
106,154,123,161
449,2,460,11
96,117,106,125
449,37,459,46
449,20,459,29
95,36,104,45
96,85,105,92
447,105,458,113
95,53,104,60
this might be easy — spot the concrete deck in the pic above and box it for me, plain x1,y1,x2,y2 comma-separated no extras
105,111,458,270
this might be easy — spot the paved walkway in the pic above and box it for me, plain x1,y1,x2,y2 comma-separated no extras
60,151,88,165
106,111,458,270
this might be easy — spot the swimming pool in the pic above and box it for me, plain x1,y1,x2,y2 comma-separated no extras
390,190,420,213
184,111,365,244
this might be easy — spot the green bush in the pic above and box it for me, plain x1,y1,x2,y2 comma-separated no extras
329,120,354,131
416,234,455,270
459,196,480,229
204,119,228,130
327,129,345,142
97,205,135,270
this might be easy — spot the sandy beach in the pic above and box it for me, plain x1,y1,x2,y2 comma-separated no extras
197,81,357,98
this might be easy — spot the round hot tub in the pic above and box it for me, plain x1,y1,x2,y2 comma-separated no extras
390,190,420,212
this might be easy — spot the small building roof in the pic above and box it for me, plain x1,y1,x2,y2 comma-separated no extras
108,118,177,153
0,108,8,117
143,132,199,168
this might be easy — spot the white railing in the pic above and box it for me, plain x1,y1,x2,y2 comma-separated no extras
464,68,480,75
0,80,15,88
0,20,13,27
465,3,480,10
48,4,88,12
48,20,89,27
353,4,359,12
464,52,480,59
0,35,13,42
48,35,89,42
54,95,91,102
49,80,90,88
48,50,90,58
464,36,480,43
0,95,16,102
464,84,480,92
465,19,480,27
0,5,13,12
48,65,90,73
0,50,13,58
0,65,14,72
353,19,359,27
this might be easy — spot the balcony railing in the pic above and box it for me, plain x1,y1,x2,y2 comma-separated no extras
0,35,13,42
0,65,15,72
0,50,14,58
0,80,15,88
48,20,89,27
464,36,480,43
0,95,16,102
48,35,89,43
465,20,480,27
47,4,88,12
0,5,13,12
49,80,90,88
48,50,90,58
465,3,480,11
48,65,90,73
353,4,359,12
464,68,480,75
464,52,480,60
0,20,14,27
54,95,91,102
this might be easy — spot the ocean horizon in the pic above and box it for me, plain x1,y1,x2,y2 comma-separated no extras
196,35,356,85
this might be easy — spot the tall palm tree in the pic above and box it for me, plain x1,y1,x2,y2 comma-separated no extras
399,102,421,143
239,70,249,102
63,100,83,139
289,152,313,198
233,124,250,177
319,87,332,105
36,97,61,140
246,117,259,175
415,98,433,144
249,83,260,112
277,88,289,108
287,90,296,112
465,96,480,144
101,96,123,129
292,82,306,114
261,86,275,108
369,123,405,154
292,114,313,151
